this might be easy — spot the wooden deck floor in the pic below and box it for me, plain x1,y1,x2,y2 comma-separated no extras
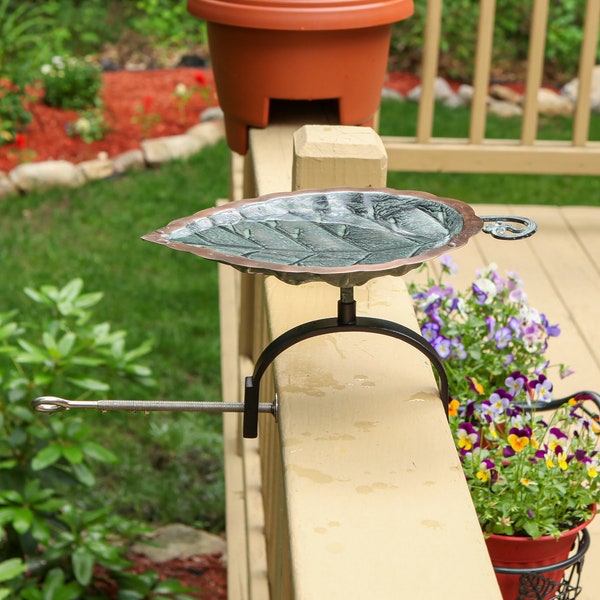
406,204,600,598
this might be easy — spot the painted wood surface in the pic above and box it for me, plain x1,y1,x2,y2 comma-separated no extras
221,122,600,598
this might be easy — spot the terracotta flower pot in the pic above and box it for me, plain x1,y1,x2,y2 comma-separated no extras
486,509,596,600
187,0,414,153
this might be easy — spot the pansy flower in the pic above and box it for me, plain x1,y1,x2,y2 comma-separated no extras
466,376,484,395
555,450,569,471
508,427,531,452
508,315,521,336
476,400,495,423
548,427,568,452
560,365,575,379
494,326,512,350
505,372,526,397
489,390,511,415
448,399,460,418
473,278,497,305
440,254,459,275
476,459,496,483
457,422,478,452
451,339,467,360
432,335,452,359
541,314,560,337
421,321,440,342
502,353,515,368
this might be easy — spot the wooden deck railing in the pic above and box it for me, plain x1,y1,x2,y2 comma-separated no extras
217,3,600,597
382,0,600,175
220,112,503,599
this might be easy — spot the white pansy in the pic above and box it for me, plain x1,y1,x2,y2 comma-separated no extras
474,277,497,304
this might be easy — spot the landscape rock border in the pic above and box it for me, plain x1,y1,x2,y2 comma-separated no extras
402,64,600,119
2,65,598,200
0,113,225,200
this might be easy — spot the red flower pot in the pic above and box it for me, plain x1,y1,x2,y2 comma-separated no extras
486,510,595,600
187,0,414,153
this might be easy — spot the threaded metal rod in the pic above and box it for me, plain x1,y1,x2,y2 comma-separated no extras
32,396,277,417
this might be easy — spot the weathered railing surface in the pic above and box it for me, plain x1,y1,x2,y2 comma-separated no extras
220,114,502,598
382,0,600,175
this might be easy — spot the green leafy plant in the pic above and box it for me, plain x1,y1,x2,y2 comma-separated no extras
0,279,199,598
0,0,49,81
410,258,599,539
131,0,207,46
41,0,126,58
0,0,46,148
66,107,110,143
0,85,33,146
40,55,103,110
173,71,212,123
390,0,597,83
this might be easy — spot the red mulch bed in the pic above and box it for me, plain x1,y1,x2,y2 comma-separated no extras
92,552,227,599
0,69,424,173
0,68,219,173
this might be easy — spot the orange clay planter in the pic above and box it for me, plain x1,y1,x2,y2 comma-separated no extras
187,0,414,154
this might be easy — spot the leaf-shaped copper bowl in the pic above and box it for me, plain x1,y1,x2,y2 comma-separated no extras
143,188,483,287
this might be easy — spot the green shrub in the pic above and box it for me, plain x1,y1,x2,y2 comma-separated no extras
0,279,194,598
131,0,207,46
40,56,103,110
0,0,49,144
41,0,126,57
391,0,595,83
0,0,49,81
66,107,110,143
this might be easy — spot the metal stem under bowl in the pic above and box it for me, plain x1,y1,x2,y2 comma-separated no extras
32,188,537,438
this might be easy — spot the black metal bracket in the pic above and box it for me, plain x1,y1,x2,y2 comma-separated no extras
243,288,449,438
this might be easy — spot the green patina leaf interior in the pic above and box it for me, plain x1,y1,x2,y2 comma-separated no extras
167,190,465,268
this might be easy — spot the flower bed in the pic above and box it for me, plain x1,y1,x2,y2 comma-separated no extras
0,68,217,173
0,69,425,173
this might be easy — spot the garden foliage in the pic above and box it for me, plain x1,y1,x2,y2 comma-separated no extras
40,56,103,111
391,0,596,83
0,279,193,598
411,259,599,539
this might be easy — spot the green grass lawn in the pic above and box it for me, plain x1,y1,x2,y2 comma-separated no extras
379,99,600,206
1,142,231,530
0,99,598,532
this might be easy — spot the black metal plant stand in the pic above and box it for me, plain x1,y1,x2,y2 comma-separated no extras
32,189,537,438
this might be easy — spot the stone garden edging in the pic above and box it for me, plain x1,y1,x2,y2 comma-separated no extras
0,115,225,200
401,65,600,118
2,65,599,201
